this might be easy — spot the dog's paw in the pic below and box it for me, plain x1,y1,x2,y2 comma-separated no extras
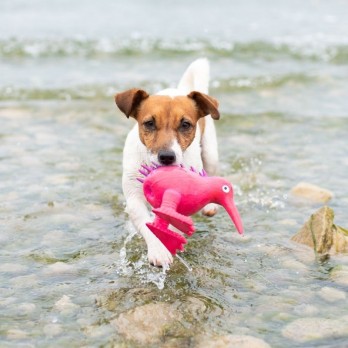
202,203,219,217
147,238,173,267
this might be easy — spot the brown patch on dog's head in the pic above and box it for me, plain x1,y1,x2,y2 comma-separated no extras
115,88,220,164
187,91,220,120
115,88,149,118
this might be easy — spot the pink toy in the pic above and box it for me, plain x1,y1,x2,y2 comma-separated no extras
138,165,244,255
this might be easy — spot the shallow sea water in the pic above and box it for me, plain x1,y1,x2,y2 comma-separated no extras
1,1,348,347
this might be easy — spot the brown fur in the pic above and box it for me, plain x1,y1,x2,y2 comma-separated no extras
115,89,219,154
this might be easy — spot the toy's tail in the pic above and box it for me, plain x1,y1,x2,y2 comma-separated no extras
177,58,210,94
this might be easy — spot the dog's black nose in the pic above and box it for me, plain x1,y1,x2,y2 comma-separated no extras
158,150,176,165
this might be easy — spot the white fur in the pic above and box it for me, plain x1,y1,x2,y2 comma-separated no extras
122,58,219,266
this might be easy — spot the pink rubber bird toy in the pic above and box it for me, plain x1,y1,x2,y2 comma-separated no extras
137,164,244,255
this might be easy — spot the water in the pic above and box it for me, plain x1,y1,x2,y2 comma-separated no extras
1,0,348,347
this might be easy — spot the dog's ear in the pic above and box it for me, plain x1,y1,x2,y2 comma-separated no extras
188,91,220,120
115,88,149,118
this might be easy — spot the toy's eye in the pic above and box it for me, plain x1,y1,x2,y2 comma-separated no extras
222,185,230,193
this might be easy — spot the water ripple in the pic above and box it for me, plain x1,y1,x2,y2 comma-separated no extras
1,37,348,63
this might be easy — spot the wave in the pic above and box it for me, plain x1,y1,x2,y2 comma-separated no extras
1,37,348,63
0,73,318,101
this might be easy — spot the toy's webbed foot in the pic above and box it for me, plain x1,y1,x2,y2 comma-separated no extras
152,207,195,236
146,222,187,255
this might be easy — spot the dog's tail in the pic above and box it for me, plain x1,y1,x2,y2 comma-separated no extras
177,58,210,94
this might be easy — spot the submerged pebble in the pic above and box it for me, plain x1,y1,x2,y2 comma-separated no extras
196,334,271,348
318,286,346,302
290,182,333,203
17,302,36,315
282,259,308,272
43,262,77,276
0,263,28,274
282,317,348,342
7,329,28,340
41,230,67,247
293,304,319,316
10,274,39,288
54,295,79,314
43,323,63,337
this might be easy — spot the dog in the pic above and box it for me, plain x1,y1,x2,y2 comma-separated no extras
115,58,220,266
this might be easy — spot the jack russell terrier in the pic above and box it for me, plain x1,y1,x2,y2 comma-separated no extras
115,58,220,267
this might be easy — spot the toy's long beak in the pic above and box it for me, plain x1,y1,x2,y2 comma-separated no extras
223,199,244,235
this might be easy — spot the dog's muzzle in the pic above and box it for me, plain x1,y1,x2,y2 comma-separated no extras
158,150,176,165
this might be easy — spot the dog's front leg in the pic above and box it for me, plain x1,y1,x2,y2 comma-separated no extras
125,195,174,267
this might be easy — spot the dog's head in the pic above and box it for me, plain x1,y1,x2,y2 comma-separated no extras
115,89,220,165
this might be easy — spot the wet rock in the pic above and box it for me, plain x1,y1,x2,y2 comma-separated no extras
196,334,271,348
54,295,79,314
318,286,346,302
332,225,348,253
282,317,348,342
330,265,348,286
111,302,182,344
291,206,348,254
291,182,333,203
181,296,207,318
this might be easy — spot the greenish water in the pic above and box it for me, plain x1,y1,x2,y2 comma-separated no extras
1,1,348,347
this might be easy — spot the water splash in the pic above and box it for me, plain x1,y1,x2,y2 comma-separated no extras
117,221,137,276
142,262,169,290
176,254,193,272
116,221,170,290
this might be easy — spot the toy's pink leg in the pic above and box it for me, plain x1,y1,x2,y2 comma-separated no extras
146,216,187,255
152,189,195,236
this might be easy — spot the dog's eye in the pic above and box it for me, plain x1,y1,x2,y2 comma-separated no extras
179,119,192,131
222,185,230,193
143,119,156,131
